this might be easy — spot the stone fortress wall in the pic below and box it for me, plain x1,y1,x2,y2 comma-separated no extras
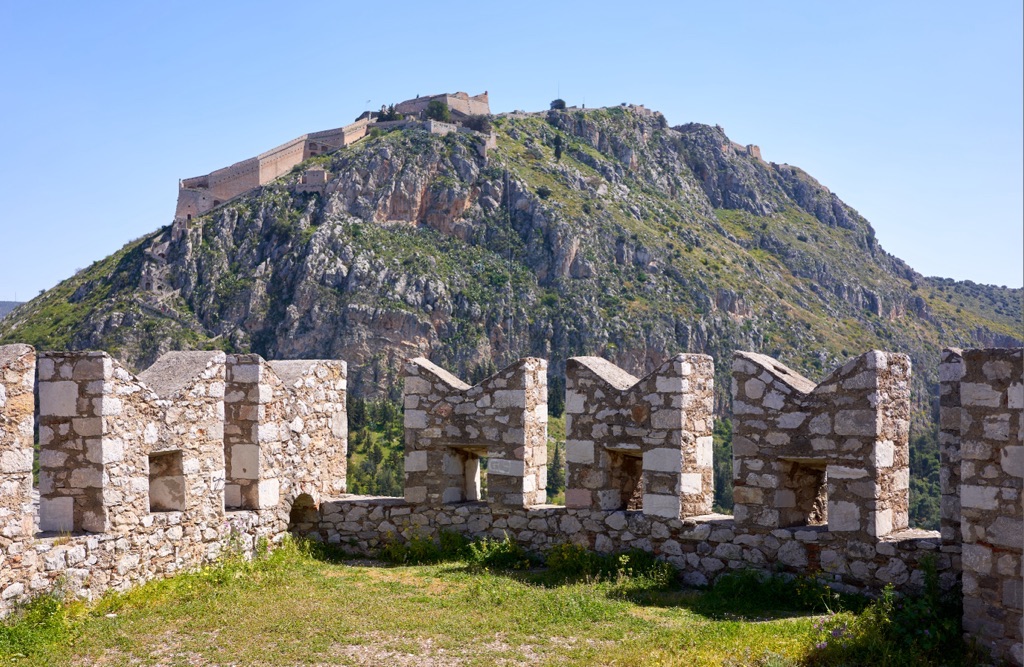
171,91,492,235
0,344,1019,663
172,118,372,230
394,91,491,119
0,346,346,616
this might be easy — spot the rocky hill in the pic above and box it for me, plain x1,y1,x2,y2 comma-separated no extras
1,106,1019,421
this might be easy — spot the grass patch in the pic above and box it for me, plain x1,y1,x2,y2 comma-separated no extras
0,539,983,666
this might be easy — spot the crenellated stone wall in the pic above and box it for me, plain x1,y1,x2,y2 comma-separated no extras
403,357,547,511
0,346,347,616
1,342,1020,662
563,354,714,519
730,350,911,542
224,355,348,513
954,348,1022,664
327,352,950,603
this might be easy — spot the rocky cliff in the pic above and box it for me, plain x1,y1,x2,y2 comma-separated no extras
1,106,1020,420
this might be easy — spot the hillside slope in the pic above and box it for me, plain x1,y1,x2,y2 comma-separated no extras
2,106,1019,416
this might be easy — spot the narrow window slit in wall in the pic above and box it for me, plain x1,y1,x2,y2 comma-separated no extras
445,445,484,503
149,450,185,512
603,447,644,511
778,457,827,527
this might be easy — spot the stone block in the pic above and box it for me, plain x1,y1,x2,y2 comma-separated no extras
777,412,808,430
1008,382,1023,410
678,473,702,494
960,382,1002,408
257,479,279,509
656,376,684,393
230,444,260,480
643,494,680,518
404,410,427,429
404,451,428,473
40,497,74,533
404,376,431,396
828,501,860,532
733,486,763,504
960,485,999,510
828,465,867,480
565,440,595,464
0,448,32,474
872,440,894,468
650,409,682,430
983,415,1010,441
489,458,525,477
835,410,880,437
40,381,79,417
492,390,525,409
962,543,992,574
565,391,585,414
732,436,758,457
643,448,681,473
224,484,241,508
1001,446,1024,477
696,436,713,467
872,509,893,537
986,517,1024,549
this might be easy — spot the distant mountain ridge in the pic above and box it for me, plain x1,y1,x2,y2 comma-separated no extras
0,302,22,320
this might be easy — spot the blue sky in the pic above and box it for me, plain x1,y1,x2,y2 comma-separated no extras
1,1,1021,301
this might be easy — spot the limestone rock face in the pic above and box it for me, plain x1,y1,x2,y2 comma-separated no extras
0,106,1019,408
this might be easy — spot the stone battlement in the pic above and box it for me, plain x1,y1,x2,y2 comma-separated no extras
1,347,346,613
0,345,1019,663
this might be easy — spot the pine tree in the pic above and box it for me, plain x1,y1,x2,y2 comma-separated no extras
548,441,566,494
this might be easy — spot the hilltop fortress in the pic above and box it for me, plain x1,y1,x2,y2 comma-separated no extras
171,91,491,233
0,344,1020,663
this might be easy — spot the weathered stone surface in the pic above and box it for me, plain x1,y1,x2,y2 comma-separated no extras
1,346,346,617
732,350,910,540
403,357,547,510
565,354,714,519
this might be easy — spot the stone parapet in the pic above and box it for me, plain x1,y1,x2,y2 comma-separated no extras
564,354,714,519
316,496,951,594
955,348,1022,664
731,350,911,541
939,348,965,547
1,346,346,616
224,355,347,513
0,345,35,542
403,357,547,511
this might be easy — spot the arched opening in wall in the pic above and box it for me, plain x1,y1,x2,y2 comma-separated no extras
778,458,827,527
605,447,644,511
288,493,318,537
